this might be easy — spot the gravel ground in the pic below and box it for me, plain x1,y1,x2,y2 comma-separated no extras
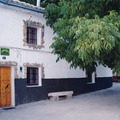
0,83,120,120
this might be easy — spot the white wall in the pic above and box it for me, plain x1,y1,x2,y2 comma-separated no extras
0,4,53,52
0,3,112,79
96,65,112,77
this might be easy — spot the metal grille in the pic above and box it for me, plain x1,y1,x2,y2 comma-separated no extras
27,67,39,85
27,27,37,45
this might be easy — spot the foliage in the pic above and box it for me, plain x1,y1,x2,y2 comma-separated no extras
44,0,120,73
41,0,59,8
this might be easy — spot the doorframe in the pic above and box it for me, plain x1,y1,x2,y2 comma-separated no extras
0,61,17,108
11,66,15,107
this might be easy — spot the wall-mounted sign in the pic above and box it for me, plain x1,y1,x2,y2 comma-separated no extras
1,48,10,56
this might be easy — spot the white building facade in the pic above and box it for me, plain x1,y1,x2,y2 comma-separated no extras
0,0,112,108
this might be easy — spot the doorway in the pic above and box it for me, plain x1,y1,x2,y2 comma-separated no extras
0,67,11,107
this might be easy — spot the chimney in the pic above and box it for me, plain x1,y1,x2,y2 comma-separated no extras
36,0,41,7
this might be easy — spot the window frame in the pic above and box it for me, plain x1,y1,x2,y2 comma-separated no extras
24,63,44,87
23,20,44,49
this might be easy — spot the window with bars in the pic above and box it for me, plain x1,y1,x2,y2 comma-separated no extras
27,67,39,85
27,27,37,45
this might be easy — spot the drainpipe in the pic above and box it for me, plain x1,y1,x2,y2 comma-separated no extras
37,0,41,7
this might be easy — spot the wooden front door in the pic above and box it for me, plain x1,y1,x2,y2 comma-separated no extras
0,67,11,107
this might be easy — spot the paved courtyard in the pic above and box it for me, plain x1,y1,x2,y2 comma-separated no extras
0,83,120,120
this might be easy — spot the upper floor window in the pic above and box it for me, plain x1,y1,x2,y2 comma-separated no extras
27,27,37,45
23,20,44,49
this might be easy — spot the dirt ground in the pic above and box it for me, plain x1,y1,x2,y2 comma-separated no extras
0,83,120,120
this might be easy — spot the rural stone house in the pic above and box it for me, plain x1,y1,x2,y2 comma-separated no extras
0,0,112,108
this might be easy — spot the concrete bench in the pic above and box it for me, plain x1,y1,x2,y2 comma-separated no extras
48,91,73,101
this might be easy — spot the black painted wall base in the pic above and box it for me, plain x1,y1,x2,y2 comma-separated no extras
15,77,112,105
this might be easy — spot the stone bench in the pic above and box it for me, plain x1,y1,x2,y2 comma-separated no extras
48,91,73,101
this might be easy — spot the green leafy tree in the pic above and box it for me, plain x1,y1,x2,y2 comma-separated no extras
41,0,59,7
44,0,120,73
